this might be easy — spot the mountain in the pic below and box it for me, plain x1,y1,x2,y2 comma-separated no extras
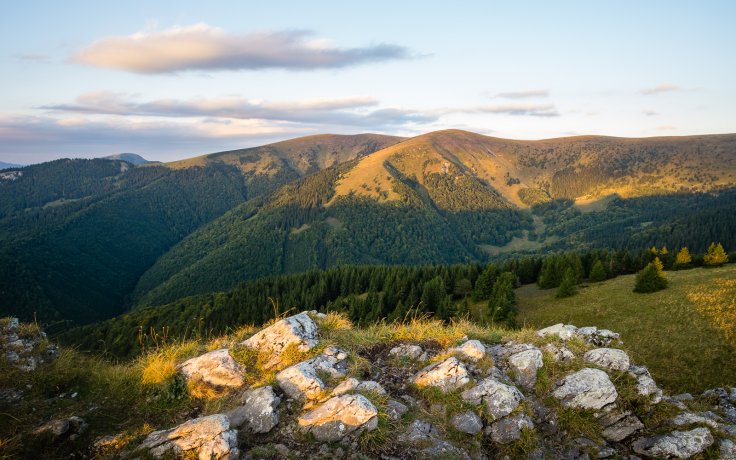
0,161,24,170
101,153,152,165
0,134,400,326
130,130,736,308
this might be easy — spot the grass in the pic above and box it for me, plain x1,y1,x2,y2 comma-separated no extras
516,265,736,393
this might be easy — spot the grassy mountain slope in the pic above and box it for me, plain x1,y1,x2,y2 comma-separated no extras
0,135,400,326
132,130,736,307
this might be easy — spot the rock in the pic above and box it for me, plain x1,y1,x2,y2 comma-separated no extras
537,323,577,340
386,399,409,421
721,439,736,460
34,416,88,441
488,412,534,444
226,386,280,433
552,368,618,410
331,377,386,396
461,377,524,420
454,340,486,362
413,357,471,392
241,312,319,369
671,412,721,429
389,344,425,360
507,348,543,390
600,412,644,442
632,427,714,458
420,440,471,459
177,349,245,389
400,419,438,443
542,343,575,362
577,327,620,346
583,348,630,371
276,347,349,400
629,365,663,403
297,394,378,442
450,410,483,434
138,414,238,459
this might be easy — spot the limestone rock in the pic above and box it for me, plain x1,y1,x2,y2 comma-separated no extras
389,344,425,360
34,416,88,441
413,357,471,392
542,343,575,362
632,427,714,458
537,323,577,340
488,412,534,444
331,377,386,396
451,410,483,434
583,348,630,371
629,365,663,403
508,347,543,390
226,386,280,433
577,326,620,346
297,394,378,442
454,340,486,362
386,399,409,421
552,368,618,410
600,412,644,442
671,412,721,429
721,439,736,460
276,347,349,400
177,349,245,389
461,377,524,420
241,312,319,369
138,414,238,460
400,419,439,443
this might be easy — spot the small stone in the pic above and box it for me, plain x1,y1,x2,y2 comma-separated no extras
461,377,523,420
139,414,238,459
177,349,245,389
488,412,534,444
331,378,386,396
454,340,486,362
451,410,483,434
276,348,349,400
537,323,577,340
628,365,663,403
413,357,471,392
226,386,280,433
632,427,714,458
552,368,618,410
508,348,543,390
720,439,736,460
583,348,630,371
542,343,575,362
389,344,425,360
385,399,409,421
297,394,378,442
601,413,644,442
671,412,721,429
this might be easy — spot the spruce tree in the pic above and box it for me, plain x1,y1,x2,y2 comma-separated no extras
589,260,607,282
556,268,578,298
704,242,728,267
487,272,516,324
633,262,668,293
473,264,498,300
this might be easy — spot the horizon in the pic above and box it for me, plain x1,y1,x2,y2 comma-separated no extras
2,1,735,163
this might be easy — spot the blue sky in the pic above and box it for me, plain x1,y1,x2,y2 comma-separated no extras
1,1,734,163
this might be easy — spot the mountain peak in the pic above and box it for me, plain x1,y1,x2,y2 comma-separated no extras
102,153,151,165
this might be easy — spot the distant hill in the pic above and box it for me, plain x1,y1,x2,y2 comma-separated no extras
101,153,152,165
131,130,736,307
0,161,24,170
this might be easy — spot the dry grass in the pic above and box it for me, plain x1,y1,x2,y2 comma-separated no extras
517,265,736,393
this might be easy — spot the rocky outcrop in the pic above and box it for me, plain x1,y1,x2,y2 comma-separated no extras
241,312,318,369
138,414,238,459
632,427,714,458
552,368,618,409
275,347,348,400
177,349,245,390
413,357,471,392
507,347,543,389
461,377,523,420
583,347,630,371
226,386,280,433
297,394,378,441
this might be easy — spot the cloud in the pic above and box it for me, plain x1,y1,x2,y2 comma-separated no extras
473,103,559,117
642,110,658,116
16,53,51,62
494,89,549,99
638,83,681,95
71,24,412,73
42,92,436,127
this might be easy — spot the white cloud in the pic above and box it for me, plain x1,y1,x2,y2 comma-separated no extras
71,24,412,73
494,89,549,99
638,83,681,95
473,103,559,117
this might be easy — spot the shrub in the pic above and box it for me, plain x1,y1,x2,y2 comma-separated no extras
633,263,667,293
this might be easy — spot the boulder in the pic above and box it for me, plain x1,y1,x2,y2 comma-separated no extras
226,386,280,433
331,377,386,396
297,394,378,441
583,348,630,371
537,323,577,340
488,412,534,444
461,377,524,420
276,347,349,400
671,412,721,429
389,344,425,360
721,439,736,460
629,365,663,403
454,340,486,362
138,414,238,460
241,312,319,369
400,419,439,443
34,416,88,441
542,343,574,362
451,410,483,434
386,399,409,421
599,411,644,442
507,348,543,390
413,357,471,392
632,427,714,458
577,327,620,346
177,349,245,389
552,368,618,410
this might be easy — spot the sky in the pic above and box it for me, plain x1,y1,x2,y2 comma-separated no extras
1,1,735,163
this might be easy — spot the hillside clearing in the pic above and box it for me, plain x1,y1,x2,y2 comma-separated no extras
516,265,736,393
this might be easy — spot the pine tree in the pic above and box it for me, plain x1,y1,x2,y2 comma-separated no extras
487,272,516,324
704,242,728,267
675,247,692,267
473,264,498,300
589,260,607,282
652,257,665,274
633,262,668,293
556,268,578,298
